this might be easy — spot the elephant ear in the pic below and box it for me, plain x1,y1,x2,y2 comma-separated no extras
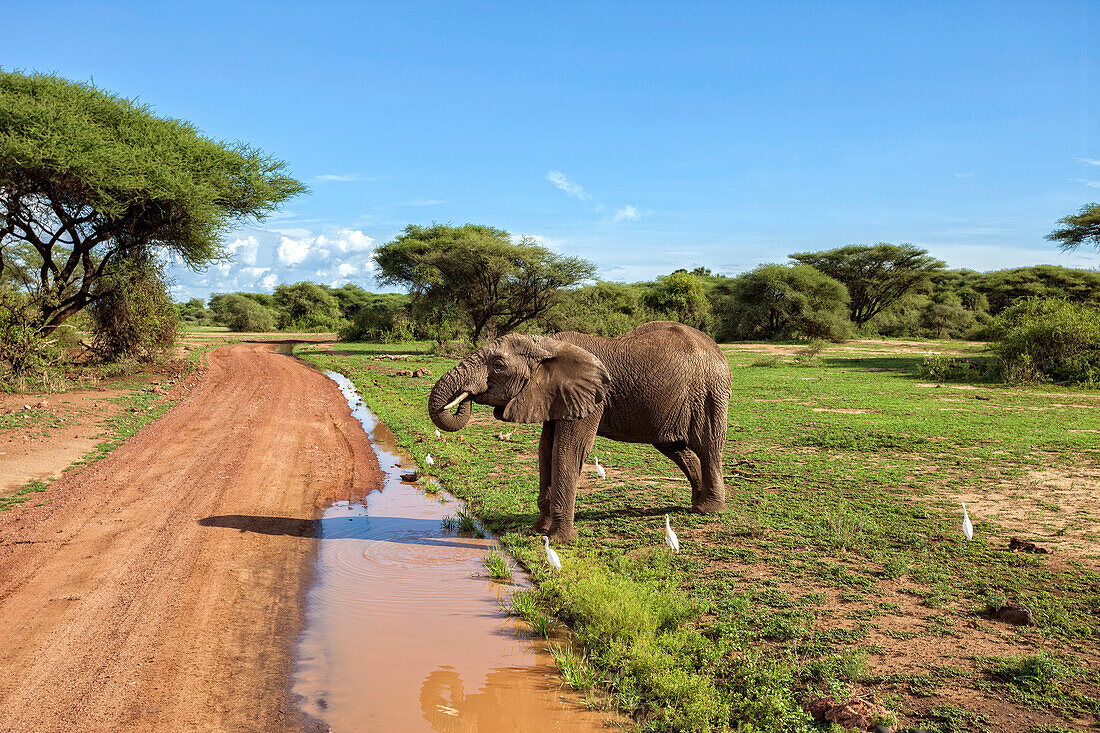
502,339,610,423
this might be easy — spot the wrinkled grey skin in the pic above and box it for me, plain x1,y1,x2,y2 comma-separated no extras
428,321,732,542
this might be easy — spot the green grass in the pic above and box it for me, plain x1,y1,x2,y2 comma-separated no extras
0,479,50,511
484,549,511,580
301,339,1100,732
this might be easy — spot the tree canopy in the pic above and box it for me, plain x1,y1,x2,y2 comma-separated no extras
642,271,711,331
373,224,595,343
715,264,851,341
0,71,305,332
1047,203,1100,252
790,244,944,327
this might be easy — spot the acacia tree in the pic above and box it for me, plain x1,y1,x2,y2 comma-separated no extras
1047,203,1100,252
374,224,595,343
790,244,944,327
0,71,305,334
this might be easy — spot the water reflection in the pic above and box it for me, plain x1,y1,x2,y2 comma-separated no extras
420,667,587,733
291,372,611,732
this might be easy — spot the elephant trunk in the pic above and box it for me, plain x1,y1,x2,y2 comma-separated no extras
428,356,487,432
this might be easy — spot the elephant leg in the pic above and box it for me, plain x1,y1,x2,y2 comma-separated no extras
546,410,601,543
691,440,727,513
535,421,555,533
654,441,704,506
690,392,729,514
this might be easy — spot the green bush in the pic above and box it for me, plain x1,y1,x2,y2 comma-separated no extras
339,293,416,341
88,259,178,361
212,294,277,332
641,271,712,332
0,288,66,384
273,281,344,331
546,281,651,337
990,298,1100,386
715,264,852,342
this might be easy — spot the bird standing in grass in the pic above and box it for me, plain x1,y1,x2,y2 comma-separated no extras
425,453,434,467
593,455,605,479
435,429,441,439
962,502,973,541
664,514,679,554
542,535,561,571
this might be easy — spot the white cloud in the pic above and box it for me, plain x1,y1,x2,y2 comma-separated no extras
277,236,313,266
1075,158,1100,166
315,173,362,182
612,205,640,222
226,235,260,265
1070,178,1100,189
954,172,975,179
546,170,592,202
169,225,381,299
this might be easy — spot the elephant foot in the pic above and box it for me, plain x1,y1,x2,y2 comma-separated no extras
546,523,577,543
533,515,552,533
692,499,726,514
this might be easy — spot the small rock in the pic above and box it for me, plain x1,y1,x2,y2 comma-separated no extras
23,405,32,411
992,602,1034,626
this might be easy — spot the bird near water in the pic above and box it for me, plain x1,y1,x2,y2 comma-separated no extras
664,514,679,554
593,455,605,479
962,502,973,541
542,535,562,571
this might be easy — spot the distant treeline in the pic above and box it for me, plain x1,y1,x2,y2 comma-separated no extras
180,262,1100,344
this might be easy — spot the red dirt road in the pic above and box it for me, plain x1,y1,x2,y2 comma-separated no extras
0,343,382,732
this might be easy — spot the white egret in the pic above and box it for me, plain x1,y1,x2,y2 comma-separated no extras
962,502,973,541
542,535,562,571
664,514,680,554
425,454,435,466
435,429,441,439
593,455,606,479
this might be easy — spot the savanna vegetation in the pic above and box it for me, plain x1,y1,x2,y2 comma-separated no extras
301,338,1100,732
186,220,1100,388
0,70,303,390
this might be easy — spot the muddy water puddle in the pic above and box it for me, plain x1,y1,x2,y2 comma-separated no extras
292,372,614,732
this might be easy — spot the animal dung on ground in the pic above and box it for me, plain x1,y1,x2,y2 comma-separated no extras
990,602,1034,626
400,472,418,482
804,696,891,730
1009,537,1049,554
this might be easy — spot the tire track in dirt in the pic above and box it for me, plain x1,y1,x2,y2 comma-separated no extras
0,342,382,732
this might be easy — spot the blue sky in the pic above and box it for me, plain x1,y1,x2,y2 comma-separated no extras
5,1,1098,299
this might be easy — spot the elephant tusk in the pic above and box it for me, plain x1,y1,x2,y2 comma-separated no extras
442,392,470,411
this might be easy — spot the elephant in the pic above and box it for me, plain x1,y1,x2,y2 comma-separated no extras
428,321,733,542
